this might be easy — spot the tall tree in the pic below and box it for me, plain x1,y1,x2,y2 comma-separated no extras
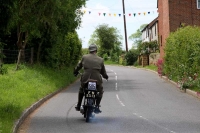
8,0,86,69
89,24,122,59
128,24,147,48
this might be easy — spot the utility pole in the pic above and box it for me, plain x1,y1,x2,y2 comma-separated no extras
122,0,128,52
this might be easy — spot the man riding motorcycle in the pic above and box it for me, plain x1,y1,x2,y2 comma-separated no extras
73,44,108,113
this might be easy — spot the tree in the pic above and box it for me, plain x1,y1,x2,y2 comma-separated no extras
89,24,123,61
128,24,147,48
7,0,86,69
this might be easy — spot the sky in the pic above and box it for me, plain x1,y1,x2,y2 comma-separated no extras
76,0,158,50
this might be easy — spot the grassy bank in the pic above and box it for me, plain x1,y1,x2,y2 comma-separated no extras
136,64,158,72
0,64,77,133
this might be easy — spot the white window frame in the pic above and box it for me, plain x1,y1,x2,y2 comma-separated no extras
197,0,200,9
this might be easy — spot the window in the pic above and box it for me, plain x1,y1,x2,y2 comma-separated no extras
197,0,200,9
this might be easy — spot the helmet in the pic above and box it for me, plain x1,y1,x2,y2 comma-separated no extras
88,44,97,52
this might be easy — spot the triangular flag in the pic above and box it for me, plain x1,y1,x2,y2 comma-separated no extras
138,13,141,15
119,14,121,17
103,13,106,16
129,13,131,16
84,10,86,13
98,13,101,16
148,12,150,14
144,12,146,15
133,13,136,17
89,11,91,14
109,13,111,16
114,14,116,16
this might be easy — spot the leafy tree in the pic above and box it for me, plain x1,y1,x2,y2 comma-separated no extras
89,24,123,61
5,0,86,69
129,24,147,48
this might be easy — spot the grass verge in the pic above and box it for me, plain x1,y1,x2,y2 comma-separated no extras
104,60,120,65
0,64,77,133
135,64,158,72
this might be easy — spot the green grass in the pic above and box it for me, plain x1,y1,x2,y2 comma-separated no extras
104,60,121,65
135,64,158,72
0,64,77,133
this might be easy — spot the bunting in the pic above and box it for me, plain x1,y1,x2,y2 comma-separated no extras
80,9,158,17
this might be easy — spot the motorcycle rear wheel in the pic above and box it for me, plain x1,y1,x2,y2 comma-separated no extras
86,108,91,122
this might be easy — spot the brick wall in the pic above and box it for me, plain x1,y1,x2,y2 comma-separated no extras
158,0,170,59
158,0,200,59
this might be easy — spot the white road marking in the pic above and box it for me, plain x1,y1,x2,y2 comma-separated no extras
116,94,125,106
133,113,176,133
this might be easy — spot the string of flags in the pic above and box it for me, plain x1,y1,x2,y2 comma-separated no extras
79,10,158,17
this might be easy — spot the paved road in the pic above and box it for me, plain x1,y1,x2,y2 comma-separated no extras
22,65,200,133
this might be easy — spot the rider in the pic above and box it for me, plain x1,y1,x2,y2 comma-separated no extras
73,44,108,113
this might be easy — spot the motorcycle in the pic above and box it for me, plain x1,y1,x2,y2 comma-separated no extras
80,79,100,122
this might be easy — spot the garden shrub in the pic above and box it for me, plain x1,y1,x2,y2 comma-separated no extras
125,49,139,66
164,26,200,90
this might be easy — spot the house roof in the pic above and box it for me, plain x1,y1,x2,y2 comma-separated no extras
148,16,158,28
141,16,158,32
141,24,149,32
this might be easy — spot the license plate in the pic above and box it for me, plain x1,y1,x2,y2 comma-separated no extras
85,90,96,98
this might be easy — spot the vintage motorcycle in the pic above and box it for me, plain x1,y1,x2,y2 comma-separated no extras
79,79,101,122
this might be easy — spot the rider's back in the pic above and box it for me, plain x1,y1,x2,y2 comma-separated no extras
81,53,105,85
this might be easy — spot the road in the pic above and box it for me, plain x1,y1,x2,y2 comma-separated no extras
19,65,200,133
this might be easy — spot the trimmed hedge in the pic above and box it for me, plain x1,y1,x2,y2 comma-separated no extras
164,26,200,90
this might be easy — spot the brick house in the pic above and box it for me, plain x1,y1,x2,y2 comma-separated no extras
158,0,200,59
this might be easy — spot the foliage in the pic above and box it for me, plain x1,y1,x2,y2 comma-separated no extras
157,59,163,76
89,24,123,60
1,0,86,69
0,64,77,133
103,53,109,61
46,32,82,69
164,26,200,90
0,42,6,75
104,59,119,65
128,24,147,48
125,49,140,66
139,40,159,54
136,64,157,71
82,48,89,55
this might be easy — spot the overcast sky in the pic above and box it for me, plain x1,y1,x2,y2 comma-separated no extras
76,0,158,50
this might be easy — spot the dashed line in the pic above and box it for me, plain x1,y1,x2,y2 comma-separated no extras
116,94,125,106
133,113,176,133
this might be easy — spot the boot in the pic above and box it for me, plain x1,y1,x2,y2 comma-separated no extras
94,97,102,113
75,93,84,111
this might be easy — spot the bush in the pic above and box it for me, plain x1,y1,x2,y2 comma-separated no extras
0,64,8,75
103,53,108,61
47,32,81,69
125,49,139,66
164,26,200,90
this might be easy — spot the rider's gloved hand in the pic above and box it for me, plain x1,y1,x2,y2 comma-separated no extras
105,75,108,80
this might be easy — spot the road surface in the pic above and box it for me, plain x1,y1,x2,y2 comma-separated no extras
19,65,200,133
